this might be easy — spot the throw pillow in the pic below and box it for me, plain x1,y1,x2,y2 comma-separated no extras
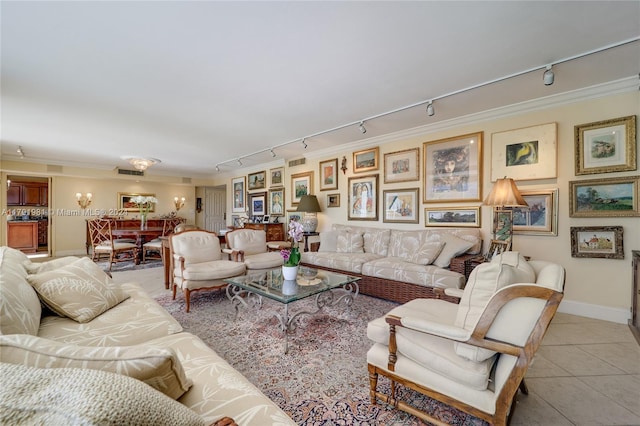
25,256,80,274
0,363,204,426
318,230,339,252
336,232,364,253
407,241,446,265
0,333,193,400
432,233,475,268
27,257,129,323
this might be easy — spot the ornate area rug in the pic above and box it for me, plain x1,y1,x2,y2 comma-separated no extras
156,290,487,425
96,258,163,272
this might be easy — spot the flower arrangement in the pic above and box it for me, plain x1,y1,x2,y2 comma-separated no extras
280,220,304,266
130,195,158,217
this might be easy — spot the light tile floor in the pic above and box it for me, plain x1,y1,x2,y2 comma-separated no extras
116,270,640,426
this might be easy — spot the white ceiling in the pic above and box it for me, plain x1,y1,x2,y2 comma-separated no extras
1,1,639,178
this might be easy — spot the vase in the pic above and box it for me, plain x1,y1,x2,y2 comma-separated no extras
288,247,301,266
281,279,299,295
140,214,147,230
282,265,298,281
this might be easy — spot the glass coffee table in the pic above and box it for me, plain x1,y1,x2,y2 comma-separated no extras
224,267,360,353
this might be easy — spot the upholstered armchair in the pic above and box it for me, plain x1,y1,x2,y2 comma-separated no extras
367,252,565,426
223,229,284,270
169,229,246,312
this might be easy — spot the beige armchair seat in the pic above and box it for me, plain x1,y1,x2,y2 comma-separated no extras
170,230,246,313
367,252,565,426
224,229,284,270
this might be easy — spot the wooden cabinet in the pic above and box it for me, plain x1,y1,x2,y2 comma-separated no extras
7,221,38,253
38,220,48,246
7,184,22,205
244,223,285,241
7,182,48,207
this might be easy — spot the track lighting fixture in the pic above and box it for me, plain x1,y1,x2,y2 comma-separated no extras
16,146,25,158
270,149,276,157
237,158,242,166
359,122,366,134
215,165,220,172
302,138,307,149
426,101,435,117
543,65,555,86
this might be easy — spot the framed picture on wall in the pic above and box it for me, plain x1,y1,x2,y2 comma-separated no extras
348,174,379,221
382,188,419,223
569,176,639,217
268,188,285,217
249,192,266,216
424,207,480,228
248,170,266,190
286,209,302,224
118,193,156,212
327,193,340,208
269,167,284,187
319,158,338,191
353,147,379,173
574,115,636,175
513,188,558,236
423,132,483,203
384,148,420,183
232,176,246,213
571,226,624,259
291,171,313,204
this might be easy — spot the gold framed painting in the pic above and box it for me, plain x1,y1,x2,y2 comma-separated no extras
384,148,420,183
348,174,379,221
319,158,338,191
382,188,419,223
232,176,246,213
327,193,340,208
268,188,285,217
290,171,313,205
353,147,379,173
248,170,266,190
569,176,639,218
269,167,284,187
118,192,156,212
575,115,636,175
512,188,559,236
424,206,480,228
571,226,624,259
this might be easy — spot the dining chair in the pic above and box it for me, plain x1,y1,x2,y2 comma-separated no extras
87,218,138,271
142,218,185,262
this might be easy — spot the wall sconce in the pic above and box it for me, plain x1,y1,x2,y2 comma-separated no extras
76,192,93,209
7,179,11,189
174,196,186,211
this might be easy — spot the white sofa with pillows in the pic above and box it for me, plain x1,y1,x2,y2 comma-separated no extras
0,246,294,426
301,224,482,304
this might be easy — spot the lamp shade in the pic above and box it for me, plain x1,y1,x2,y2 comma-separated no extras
483,178,528,207
296,195,321,213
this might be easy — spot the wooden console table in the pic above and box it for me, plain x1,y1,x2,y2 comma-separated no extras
243,222,286,242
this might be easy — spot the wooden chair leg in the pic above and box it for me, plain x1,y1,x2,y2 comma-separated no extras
519,379,529,395
368,364,379,405
184,289,191,313
172,284,177,300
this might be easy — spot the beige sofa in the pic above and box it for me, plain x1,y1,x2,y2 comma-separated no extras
301,224,482,304
0,246,294,426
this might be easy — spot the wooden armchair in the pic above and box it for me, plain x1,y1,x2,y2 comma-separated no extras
367,253,565,425
87,218,137,271
223,229,284,270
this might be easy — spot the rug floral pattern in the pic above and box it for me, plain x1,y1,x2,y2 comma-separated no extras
156,290,487,425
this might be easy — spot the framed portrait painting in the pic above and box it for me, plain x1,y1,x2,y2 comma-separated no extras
319,158,338,191
382,188,419,223
569,176,639,217
353,147,379,173
248,170,266,190
232,176,246,213
249,192,266,216
268,188,285,217
571,226,624,259
512,188,558,236
575,115,636,175
424,207,480,228
348,174,378,221
491,122,557,181
423,132,483,203
290,171,313,204
269,167,284,187
384,148,420,183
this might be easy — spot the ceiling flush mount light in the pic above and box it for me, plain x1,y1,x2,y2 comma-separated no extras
426,101,435,117
543,65,555,86
128,157,160,171
359,121,366,134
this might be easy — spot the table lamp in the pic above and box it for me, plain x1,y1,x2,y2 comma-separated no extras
296,195,321,233
483,177,528,243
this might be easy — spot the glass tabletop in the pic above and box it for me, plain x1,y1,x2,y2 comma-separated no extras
224,267,360,304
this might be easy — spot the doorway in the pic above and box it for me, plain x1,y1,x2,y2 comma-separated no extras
6,175,50,257
204,185,227,233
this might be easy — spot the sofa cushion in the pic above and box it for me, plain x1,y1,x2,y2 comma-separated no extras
0,247,42,336
318,230,340,252
27,257,130,323
25,256,81,274
361,257,465,289
172,231,223,264
176,259,247,280
226,229,268,256
301,251,382,274
0,363,205,426
337,232,364,253
0,333,193,399
242,252,284,270
432,233,475,268
363,229,391,256
408,241,445,265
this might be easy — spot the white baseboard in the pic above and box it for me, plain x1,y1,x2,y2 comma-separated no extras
558,299,630,324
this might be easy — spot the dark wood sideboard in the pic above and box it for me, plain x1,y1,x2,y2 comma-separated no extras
243,223,286,242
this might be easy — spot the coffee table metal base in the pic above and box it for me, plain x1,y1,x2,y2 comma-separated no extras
226,282,359,353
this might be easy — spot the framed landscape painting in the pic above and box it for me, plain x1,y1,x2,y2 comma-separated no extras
319,158,338,191
353,147,379,173
290,171,313,205
248,170,266,190
118,192,156,212
569,176,639,217
232,176,246,213
513,188,558,236
348,174,379,221
571,226,624,259
382,188,419,223
424,207,480,228
384,148,420,183
423,132,483,203
269,167,284,187
575,115,636,175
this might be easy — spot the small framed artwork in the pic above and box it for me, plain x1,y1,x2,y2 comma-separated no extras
286,209,302,224
384,148,420,183
575,115,636,175
118,192,156,212
249,192,266,216
513,189,559,236
487,239,512,260
424,206,480,228
569,176,639,217
571,226,624,259
348,174,379,221
291,171,313,204
268,188,285,217
270,167,284,187
491,122,557,181
232,176,246,213
353,147,380,173
493,209,513,241
423,132,483,203
382,188,419,223
248,170,266,190
232,215,240,228
327,193,340,208
262,215,270,224
319,158,339,191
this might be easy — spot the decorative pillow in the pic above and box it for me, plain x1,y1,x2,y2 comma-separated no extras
432,233,475,268
27,257,129,323
0,333,193,400
407,241,446,265
25,256,80,274
336,232,364,253
0,248,42,336
318,230,340,252
0,363,204,426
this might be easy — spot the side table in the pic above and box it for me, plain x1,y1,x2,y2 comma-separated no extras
302,232,319,252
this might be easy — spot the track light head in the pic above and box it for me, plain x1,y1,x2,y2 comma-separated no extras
359,121,366,134
302,138,307,149
270,149,276,157
543,65,555,86
237,158,242,166
16,146,25,158
215,165,220,172
426,101,435,117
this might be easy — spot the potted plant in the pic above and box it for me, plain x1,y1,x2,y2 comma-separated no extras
280,220,304,280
